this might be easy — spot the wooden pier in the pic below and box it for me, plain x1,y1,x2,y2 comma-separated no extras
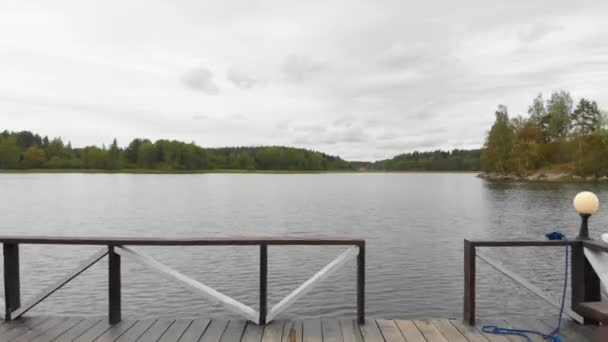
0,316,600,341
1,236,607,341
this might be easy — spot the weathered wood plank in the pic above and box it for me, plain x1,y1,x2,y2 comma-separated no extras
53,318,103,342
432,319,468,342
478,319,522,342
302,320,323,342
179,318,211,342
358,320,384,342
159,319,193,342
137,320,175,341
240,322,264,342
262,320,285,342
73,319,112,342
321,319,343,342
30,317,83,342
500,318,545,342
375,320,405,342
11,317,64,342
339,320,363,342
94,320,137,342
0,316,43,335
200,319,230,342
282,320,303,342
220,320,248,342
0,318,17,334
394,320,426,342
413,320,448,342
540,318,595,341
0,316,50,340
449,320,490,342
114,319,156,342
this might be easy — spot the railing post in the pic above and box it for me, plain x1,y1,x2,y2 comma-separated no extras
259,244,268,325
571,241,601,325
464,240,475,325
3,243,20,321
108,245,121,324
357,241,365,324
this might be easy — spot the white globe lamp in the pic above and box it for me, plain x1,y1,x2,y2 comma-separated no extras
573,191,600,239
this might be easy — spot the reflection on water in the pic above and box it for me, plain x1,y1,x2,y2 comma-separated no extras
0,173,606,319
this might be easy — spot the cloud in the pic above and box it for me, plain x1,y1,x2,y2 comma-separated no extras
377,137,445,151
2,1,608,160
231,113,248,121
518,23,561,42
192,114,208,120
182,68,219,94
281,54,324,82
292,124,367,145
226,68,261,89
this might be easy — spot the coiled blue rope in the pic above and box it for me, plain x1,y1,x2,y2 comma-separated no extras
481,231,569,342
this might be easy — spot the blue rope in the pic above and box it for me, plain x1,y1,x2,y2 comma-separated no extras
480,231,569,342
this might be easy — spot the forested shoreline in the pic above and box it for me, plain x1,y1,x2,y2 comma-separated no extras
0,131,352,171
0,130,483,172
481,91,608,179
5,89,607,177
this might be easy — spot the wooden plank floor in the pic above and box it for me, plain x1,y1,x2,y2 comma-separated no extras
0,317,599,341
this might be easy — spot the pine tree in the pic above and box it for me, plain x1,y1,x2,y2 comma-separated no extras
571,98,603,136
527,93,549,142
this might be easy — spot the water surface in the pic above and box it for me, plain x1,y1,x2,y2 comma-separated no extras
1,173,606,320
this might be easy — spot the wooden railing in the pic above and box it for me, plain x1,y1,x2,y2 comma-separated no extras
463,239,604,325
0,236,366,325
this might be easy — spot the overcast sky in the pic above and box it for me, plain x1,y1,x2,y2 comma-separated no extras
1,1,608,161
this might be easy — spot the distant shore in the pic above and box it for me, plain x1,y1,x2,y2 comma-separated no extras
478,171,608,182
0,169,481,174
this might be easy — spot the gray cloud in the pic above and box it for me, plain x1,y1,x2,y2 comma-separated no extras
182,68,219,94
281,54,324,82
226,68,261,89
518,23,561,42
1,1,608,161
192,114,208,120
292,124,367,145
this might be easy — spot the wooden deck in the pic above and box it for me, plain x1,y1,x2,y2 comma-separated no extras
0,316,599,341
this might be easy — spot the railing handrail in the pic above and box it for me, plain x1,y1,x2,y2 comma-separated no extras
2,236,366,325
465,239,577,247
582,239,608,253
463,238,601,326
0,235,364,246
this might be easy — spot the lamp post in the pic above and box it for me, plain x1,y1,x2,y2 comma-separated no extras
573,191,600,239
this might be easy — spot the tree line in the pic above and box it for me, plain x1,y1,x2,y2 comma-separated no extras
481,90,608,177
0,130,487,172
0,131,352,171
366,149,481,171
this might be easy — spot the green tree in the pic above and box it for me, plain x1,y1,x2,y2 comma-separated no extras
125,139,143,165
0,137,20,169
45,138,65,160
528,93,548,142
571,98,603,136
22,146,47,168
481,105,515,174
546,90,573,140
108,138,121,169
137,141,156,168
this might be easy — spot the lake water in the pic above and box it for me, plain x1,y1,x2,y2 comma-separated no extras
1,173,607,320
